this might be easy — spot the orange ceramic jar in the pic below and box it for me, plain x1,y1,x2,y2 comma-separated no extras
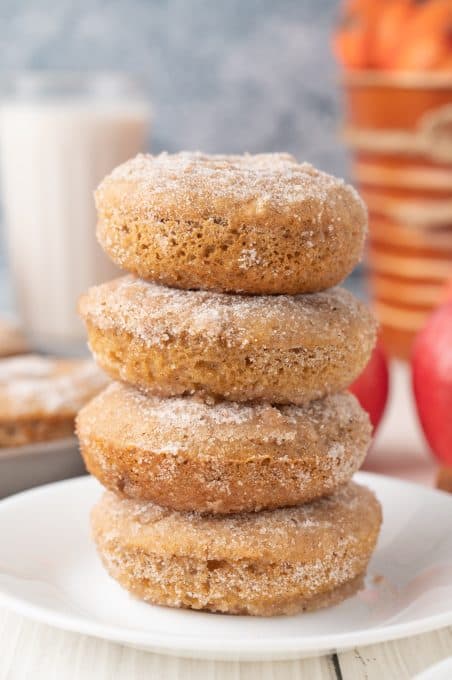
343,71,452,359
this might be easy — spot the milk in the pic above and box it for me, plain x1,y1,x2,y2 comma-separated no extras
0,84,150,354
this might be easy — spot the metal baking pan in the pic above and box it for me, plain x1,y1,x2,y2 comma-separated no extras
0,437,86,498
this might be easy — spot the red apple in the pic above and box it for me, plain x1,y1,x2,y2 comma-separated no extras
350,343,389,432
442,277,452,303
412,302,452,464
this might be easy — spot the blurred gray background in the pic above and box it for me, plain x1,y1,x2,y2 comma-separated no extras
0,0,345,174
0,0,358,308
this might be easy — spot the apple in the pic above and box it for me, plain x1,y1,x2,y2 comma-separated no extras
350,342,389,432
442,277,452,303
412,302,452,464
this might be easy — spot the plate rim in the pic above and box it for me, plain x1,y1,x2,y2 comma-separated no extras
1,472,452,660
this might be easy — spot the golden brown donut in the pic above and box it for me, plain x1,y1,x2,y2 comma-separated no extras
78,276,377,405
0,355,108,447
92,482,382,616
77,382,371,513
95,152,367,295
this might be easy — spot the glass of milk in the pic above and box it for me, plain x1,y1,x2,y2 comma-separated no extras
0,71,151,354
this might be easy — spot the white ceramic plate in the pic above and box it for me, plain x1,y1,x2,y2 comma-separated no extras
0,472,452,661
415,657,452,680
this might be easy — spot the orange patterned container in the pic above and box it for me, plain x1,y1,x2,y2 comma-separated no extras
343,71,452,360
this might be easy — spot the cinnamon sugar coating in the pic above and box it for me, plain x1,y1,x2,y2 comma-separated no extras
0,355,108,446
78,383,371,513
96,152,367,295
78,276,377,404
92,482,382,615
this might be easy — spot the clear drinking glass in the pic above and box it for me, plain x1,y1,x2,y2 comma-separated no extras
0,71,151,354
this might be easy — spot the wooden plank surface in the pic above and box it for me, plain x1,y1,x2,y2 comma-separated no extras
1,608,452,680
338,628,452,679
0,609,337,680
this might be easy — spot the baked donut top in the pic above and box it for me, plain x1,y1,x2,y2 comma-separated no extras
79,275,377,351
97,482,381,561
78,381,369,456
0,355,108,420
95,151,366,223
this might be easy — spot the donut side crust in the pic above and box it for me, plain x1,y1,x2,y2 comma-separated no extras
96,152,367,295
0,416,75,447
97,206,365,295
84,323,374,405
92,484,381,615
77,386,371,513
94,543,367,616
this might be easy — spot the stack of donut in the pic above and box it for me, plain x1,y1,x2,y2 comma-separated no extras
76,152,382,616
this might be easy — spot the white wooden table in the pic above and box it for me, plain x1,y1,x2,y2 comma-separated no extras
1,608,451,679
1,363,451,679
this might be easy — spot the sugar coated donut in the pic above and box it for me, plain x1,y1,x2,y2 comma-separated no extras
78,276,377,405
92,482,382,616
78,382,371,513
0,355,108,446
95,152,367,294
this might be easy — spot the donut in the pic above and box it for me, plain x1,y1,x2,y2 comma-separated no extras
77,382,371,514
0,355,108,447
78,276,377,405
95,152,367,295
92,482,382,616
